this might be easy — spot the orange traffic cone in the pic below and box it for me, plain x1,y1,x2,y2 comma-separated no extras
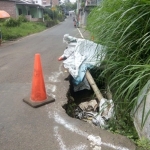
23,53,55,108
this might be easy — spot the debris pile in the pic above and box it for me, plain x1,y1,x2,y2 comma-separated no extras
60,34,105,91
60,34,114,128
75,98,114,129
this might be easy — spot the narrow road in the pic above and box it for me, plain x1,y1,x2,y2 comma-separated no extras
0,16,78,150
0,17,136,150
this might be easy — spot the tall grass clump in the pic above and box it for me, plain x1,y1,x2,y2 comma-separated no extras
87,0,150,140
2,22,46,40
4,18,21,27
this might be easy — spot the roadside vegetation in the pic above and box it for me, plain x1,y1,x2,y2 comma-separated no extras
0,1,76,42
0,16,46,41
87,0,150,148
0,5,67,41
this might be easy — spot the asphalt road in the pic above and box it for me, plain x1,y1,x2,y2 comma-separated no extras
0,17,136,150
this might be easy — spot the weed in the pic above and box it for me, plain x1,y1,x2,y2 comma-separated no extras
136,137,150,150
1,22,46,40
87,0,150,142
4,18,21,27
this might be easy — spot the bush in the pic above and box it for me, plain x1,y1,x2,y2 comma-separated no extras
0,18,6,23
136,137,150,150
43,8,53,20
4,18,21,27
57,13,65,22
18,15,28,22
45,20,58,27
44,14,52,21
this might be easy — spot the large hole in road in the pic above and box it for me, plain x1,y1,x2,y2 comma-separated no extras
62,68,107,121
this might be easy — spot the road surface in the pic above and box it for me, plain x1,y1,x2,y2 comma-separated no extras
0,17,136,150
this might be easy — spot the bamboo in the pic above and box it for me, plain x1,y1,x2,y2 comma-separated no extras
86,70,103,102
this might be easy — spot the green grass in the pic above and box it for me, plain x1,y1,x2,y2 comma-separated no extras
0,22,46,41
87,0,150,143
136,137,150,150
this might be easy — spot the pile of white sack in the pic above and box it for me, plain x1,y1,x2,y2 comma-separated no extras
61,34,106,91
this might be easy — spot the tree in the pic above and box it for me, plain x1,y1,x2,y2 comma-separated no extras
60,1,77,14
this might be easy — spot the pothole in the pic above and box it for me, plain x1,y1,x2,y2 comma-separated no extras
62,69,111,127
63,85,95,118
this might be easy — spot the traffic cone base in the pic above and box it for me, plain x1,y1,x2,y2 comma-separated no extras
23,96,55,108
23,53,55,108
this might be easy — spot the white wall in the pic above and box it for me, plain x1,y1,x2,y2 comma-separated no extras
133,80,150,140
21,0,42,5
33,0,42,5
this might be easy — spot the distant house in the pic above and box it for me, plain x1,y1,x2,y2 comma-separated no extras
77,0,102,27
16,0,44,21
0,0,44,21
30,0,59,7
0,0,16,18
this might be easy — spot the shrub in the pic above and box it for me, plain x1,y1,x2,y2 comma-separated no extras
4,18,21,27
45,20,59,27
43,8,53,20
136,137,150,150
57,13,65,22
44,14,52,21
0,18,6,23
18,15,28,22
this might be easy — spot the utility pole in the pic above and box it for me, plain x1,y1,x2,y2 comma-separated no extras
50,0,54,20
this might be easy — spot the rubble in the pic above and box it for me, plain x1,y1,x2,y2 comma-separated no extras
61,34,114,128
